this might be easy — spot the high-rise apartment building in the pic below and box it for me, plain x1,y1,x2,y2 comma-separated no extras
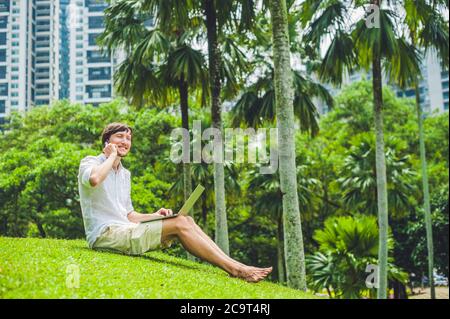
69,0,119,106
1,0,36,125
0,0,123,125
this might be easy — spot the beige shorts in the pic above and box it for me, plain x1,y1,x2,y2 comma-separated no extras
92,220,175,255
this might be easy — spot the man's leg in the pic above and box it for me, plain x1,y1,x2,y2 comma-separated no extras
161,215,272,282
184,216,271,275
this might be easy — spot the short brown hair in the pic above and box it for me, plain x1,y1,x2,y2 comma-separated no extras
101,122,133,146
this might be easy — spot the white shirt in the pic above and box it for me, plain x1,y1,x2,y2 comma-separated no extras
78,153,135,247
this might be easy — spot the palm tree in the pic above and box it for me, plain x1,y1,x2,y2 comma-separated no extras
300,0,422,298
202,0,258,255
231,69,333,136
338,133,417,217
400,0,449,299
268,0,307,291
307,215,408,299
98,1,208,216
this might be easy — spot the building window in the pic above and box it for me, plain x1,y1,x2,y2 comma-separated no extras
36,51,48,58
86,84,111,98
36,74,49,80
443,91,449,100
444,102,449,110
442,81,449,90
37,35,50,42
36,84,49,90
87,50,110,63
88,67,111,80
0,65,5,79
0,83,8,96
86,0,108,12
0,100,5,113
88,33,101,46
0,48,5,62
36,99,50,105
88,16,104,29
0,0,9,12
37,20,50,26
36,67,49,73
0,16,7,28
36,90,49,96
0,32,6,45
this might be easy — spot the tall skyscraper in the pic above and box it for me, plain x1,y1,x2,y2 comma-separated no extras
0,0,123,124
1,0,36,125
68,0,119,106
34,0,61,106
396,50,449,114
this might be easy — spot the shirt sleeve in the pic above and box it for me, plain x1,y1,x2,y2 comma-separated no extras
79,156,99,189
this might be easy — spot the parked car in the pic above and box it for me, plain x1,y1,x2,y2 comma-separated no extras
434,274,448,286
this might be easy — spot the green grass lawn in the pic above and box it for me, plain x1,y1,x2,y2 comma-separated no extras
0,237,319,299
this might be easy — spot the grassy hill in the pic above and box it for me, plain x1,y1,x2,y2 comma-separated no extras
0,237,320,299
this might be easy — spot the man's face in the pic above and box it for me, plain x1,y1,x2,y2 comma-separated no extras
109,130,132,157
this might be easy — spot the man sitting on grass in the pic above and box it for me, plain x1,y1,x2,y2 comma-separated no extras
78,122,272,283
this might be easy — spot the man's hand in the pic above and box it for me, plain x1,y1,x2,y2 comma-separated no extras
154,208,174,217
103,143,118,159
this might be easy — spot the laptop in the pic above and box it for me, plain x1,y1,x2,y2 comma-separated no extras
142,184,205,222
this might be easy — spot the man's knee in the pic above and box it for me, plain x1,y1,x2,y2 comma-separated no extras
175,215,193,233
186,216,196,224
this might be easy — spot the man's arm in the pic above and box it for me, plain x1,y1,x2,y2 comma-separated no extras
127,208,174,223
89,144,117,187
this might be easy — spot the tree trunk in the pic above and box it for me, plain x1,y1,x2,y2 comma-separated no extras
33,215,46,238
372,41,389,299
415,79,435,299
276,213,286,284
204,0,229,255
269,0,307,291
179,79,193,205
392,280,408,299
36,222,46,238
179,78,195,261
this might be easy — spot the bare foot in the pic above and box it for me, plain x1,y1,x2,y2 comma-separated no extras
231,266,273,283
